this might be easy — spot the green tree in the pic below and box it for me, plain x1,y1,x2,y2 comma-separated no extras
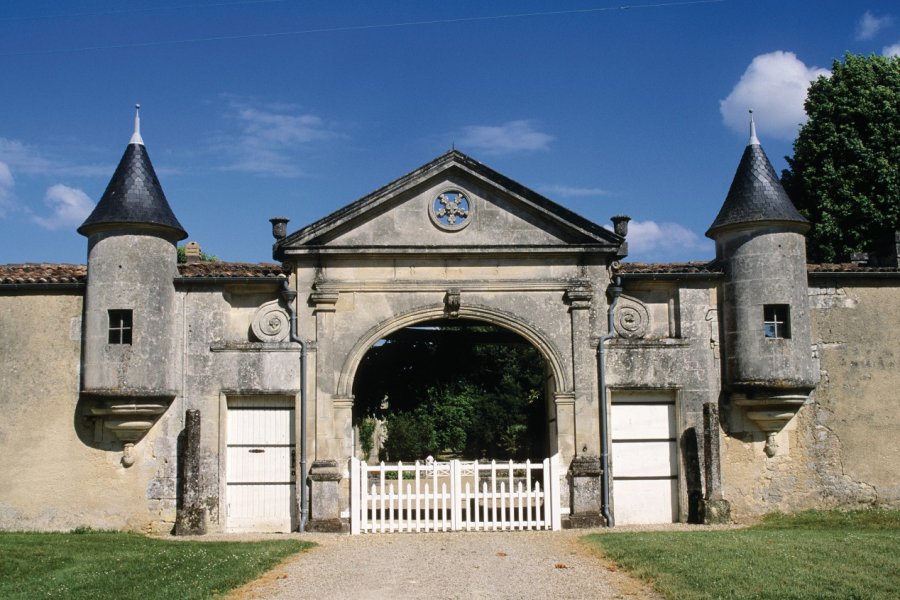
781,53,900,263
355,320,546,462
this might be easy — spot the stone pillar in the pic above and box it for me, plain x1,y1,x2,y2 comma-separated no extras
175,409,207,535
306,459,346,532
566,455,604,528
565,285,599,456
701,402,731,524
310,290,339,459
333,395,354,466
553,392,576,465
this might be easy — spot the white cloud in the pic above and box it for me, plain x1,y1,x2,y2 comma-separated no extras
621,220,711,259
0,137,110,178
720,51,829,140
219,100,342,177
540,184,609,198
458,120,554,155
856,11,892,41
884,43,900,57
32,184,94,230
0,160,16,217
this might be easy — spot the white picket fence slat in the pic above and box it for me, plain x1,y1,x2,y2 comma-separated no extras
350,456,561,534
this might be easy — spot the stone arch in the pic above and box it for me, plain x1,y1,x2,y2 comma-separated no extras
335,302,571,400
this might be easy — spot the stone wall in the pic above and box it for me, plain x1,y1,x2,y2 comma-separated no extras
0,291,174,531
720,277,900,519
808,279,900,506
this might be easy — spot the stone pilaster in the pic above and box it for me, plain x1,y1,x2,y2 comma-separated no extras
310,290,339,460
565,285,598,456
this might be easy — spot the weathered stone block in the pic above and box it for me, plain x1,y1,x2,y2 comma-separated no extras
567,455,604,527
307,459,346,533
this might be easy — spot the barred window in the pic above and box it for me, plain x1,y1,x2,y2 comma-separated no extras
108,309,133,344
763,305,790,339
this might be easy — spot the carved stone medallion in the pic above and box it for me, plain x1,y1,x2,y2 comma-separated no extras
429,189,472,231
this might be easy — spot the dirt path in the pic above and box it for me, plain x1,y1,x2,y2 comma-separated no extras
227,529,662,600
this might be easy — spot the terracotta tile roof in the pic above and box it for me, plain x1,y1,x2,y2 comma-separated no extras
615,261,723,274
807,263,900,273
0,264,87,284
177,262,289,278
3,260,894,287
0,262,289,286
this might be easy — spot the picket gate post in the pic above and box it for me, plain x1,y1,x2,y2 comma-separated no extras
450,460,461,530
350,457,361,535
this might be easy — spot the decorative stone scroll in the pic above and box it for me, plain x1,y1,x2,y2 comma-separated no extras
251,300,290,343
614,296,650,339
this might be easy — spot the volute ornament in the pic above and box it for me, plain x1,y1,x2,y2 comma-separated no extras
251,300,290,342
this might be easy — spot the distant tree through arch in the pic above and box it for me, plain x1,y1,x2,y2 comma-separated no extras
352,319,548,462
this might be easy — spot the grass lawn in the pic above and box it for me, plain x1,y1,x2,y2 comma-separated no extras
0,530,314,600
584,509,900,600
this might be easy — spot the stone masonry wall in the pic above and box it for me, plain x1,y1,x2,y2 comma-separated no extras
720,278,900,519
0,292,174,531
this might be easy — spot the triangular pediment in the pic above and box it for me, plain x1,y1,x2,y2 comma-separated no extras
276,151,623,259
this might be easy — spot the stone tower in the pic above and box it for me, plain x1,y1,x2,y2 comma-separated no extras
706,114,818,456
77,107,187,461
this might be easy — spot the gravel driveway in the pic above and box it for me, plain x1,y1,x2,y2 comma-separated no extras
227,529,663,600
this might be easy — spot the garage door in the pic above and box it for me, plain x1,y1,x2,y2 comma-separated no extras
611,390,678,525
226,397,296,532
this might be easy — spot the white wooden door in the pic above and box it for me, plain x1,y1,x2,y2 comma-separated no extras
226,397,296,532
611,390,679,524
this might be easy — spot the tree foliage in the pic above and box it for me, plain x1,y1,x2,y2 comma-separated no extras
781,53,900,263
353,320,546,462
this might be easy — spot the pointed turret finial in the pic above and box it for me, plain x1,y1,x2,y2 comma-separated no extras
748,109,760,146
130,104,144,146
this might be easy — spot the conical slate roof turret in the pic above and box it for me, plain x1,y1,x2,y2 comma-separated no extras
706,112,807,238
78,106,187,240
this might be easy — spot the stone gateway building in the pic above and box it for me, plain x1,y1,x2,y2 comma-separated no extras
1,114,898,534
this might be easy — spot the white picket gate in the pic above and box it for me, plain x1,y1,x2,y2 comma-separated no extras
350,456,561,534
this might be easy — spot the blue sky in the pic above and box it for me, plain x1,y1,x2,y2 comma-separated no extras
1,0,898,265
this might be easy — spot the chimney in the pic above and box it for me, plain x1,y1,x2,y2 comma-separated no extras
184,241,201,263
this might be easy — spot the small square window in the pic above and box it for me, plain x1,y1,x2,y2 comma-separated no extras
108,309,132,344
763,305,790,339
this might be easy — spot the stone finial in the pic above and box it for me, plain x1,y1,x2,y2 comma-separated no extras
611,215,631,237
184,241,201,263
748,109,760,146
130,104,144,146
270,217,289,240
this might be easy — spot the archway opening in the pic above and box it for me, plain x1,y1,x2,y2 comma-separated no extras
352,318,550,463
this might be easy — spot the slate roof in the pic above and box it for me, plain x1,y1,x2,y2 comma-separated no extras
706,140,808,238
78,142,187,240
